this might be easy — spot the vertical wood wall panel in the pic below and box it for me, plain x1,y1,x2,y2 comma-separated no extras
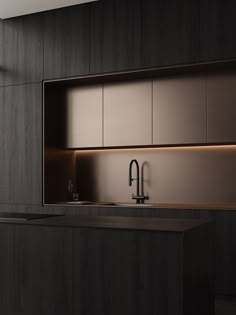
0,84,42,205
90,0,142,74
141,0,200,68
0,14,43,86
43,4,90,79
200,0,236,61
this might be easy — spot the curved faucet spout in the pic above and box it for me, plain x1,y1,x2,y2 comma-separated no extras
129,159,149,204
129,159,140,203
129,159,139,186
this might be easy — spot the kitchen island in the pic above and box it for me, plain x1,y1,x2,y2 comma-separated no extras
0,215,214,315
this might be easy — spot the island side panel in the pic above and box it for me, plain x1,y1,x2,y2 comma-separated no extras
74,228,183,315
0,224,74,315
183,222,215,315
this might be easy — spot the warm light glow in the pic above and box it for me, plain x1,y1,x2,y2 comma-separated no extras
75,144,236,154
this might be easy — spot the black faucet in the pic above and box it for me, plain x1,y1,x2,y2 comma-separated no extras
129,159,147,204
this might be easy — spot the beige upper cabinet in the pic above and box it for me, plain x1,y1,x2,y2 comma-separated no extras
207,71,236,143
104,80,152,147
153,75,207,145
66,84,103,148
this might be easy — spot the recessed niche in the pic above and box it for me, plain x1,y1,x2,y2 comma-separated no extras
43,65,236,207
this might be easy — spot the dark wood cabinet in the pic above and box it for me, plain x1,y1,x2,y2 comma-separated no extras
0,219,214,315
141,208,236,297
89,206,142,217
200,0,236,61
0,225,73,315
141,0,200,69
1,0,236,83
43,4,90,79
41,0,236,78
0,83,42,205
0,14,43,86
74,225,213,315
214,212,236,296
90,0,142,74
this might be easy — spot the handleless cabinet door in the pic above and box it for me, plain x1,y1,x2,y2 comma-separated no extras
153,75,207,145
104,80,152,147
0,225,73,315
0,83,42,204
90,0,142,74
66,84,103,148
44,4,90,79
200,0,236,61
0,14,43,86
74,228,183,315
207,71,236,143
141,0,200,69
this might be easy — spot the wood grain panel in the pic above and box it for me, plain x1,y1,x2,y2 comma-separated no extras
0,14,43,86
74,228,183,315
141,207,236,297
74,225,213,315
44,4,90,79
0,225,73,315
214,211,236,296
141,0,200,68
89,206,142,217
0,84,42,204
90,0,142,74
200,0,236,61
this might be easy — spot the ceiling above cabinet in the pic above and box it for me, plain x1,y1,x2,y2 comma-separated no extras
0,0,98,19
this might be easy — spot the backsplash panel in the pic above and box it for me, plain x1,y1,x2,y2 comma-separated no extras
76,147,236,205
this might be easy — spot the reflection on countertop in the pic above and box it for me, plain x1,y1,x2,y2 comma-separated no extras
55,201,236,210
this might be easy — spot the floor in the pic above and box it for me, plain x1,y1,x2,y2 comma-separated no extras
215,299,236,315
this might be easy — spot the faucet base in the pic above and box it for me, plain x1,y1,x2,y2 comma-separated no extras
132,194,149,204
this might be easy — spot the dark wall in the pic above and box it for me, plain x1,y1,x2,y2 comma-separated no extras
0,0,236,298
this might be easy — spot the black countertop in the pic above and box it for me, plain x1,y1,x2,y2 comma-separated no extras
0,213,211,232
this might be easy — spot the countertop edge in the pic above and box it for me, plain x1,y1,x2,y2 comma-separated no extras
0,215,212,232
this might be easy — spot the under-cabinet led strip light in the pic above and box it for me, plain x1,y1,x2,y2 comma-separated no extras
75,144,236,153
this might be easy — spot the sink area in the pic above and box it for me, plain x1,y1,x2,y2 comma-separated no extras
112,203,152,207
0,212,62,221
64,201,152,207
66,201,93,205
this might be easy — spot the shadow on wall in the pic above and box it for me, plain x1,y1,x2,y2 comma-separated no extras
76,153,98,202
44,148,76,203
